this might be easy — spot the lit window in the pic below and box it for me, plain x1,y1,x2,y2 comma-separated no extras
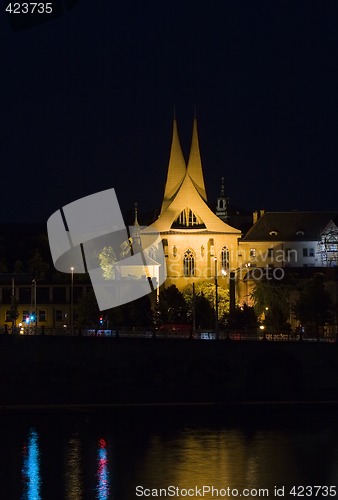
250,248,256,258
221,246,230,271
55,309,63,322
209,238,214,256
162,239,168,257
174,208,204,228
183,249,195,277
22,310,29,322
309,248,314,257
39,310,46,322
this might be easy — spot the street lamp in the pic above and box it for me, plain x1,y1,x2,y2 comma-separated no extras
192,282,196,338
70,267,74,335
229,271,236,314
32,279,37,334
184,283,196,338
214,258,219,339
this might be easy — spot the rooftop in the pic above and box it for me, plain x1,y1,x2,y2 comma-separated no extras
242,212,338,242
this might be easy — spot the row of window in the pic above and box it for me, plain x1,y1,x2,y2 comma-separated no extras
4,309,66,323
249,248,315,258
182,247,230,277
181,245,318,277
0,286,89,305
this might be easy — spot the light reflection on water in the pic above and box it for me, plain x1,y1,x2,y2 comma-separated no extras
133,428,303,491
65,435,83,500
21,428,41,500
96,438,110,500
8,407,338,499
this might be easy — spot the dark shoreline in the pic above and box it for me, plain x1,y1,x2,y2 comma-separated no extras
0,335,337,407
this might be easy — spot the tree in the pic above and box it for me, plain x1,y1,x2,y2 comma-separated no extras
9,294,18,332
227,303,258,330
292,275,333,337
28,250,50,280
184,281,229,325
193,293,215,328
154,285,188,325
14,260,24,273
127,295,153,327
251,276,293,333
98,245,117,280
0,259,8,273
75,288,100,328
107,305,125,326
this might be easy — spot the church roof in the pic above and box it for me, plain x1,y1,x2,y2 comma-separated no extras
149,118,241,236
186,118,207,201
161,119,186,214
242,212,338,242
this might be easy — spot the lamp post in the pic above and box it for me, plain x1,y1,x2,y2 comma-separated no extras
214,258,219,339
70,267,74,335
229,271,236,314
11,277,16,334
32,279,37,334
185,283,196,338
192,282,196,338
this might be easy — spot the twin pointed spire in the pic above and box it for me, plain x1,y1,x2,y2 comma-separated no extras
148,114,241,235
161,116,207,214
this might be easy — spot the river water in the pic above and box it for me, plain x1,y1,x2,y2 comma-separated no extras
2,404,338,499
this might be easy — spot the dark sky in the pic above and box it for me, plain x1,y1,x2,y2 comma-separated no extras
1,0,338,224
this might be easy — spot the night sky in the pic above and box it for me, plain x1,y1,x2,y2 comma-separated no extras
1,0,338,224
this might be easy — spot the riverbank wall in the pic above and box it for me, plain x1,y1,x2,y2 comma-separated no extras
0,336,337,406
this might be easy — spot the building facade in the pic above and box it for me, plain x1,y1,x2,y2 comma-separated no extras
0,274,90,333
146,118,241,295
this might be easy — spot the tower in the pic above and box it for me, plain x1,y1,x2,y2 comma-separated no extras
216,177,230,221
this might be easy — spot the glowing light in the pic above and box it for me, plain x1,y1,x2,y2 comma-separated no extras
65,435,83,499
96,438,110,500
22,428,41,500
259,325,265,330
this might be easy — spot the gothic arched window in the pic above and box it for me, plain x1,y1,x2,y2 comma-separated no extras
171,208,206,229
183,249,195,277
221,246,230,272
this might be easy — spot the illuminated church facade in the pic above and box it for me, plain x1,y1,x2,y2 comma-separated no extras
147,118,242,297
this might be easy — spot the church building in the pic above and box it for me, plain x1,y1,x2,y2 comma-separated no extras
146,118,241,294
